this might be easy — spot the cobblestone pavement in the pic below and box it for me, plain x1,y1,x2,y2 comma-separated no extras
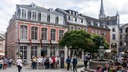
0,66,86,72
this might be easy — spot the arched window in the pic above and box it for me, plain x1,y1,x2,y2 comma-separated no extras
41,28,47,40
51,29,56,41
20,25,27,39
31,26,38,40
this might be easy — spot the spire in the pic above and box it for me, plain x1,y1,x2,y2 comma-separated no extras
99,0,105,19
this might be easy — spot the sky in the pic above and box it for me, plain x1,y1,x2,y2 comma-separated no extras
1,0,128,33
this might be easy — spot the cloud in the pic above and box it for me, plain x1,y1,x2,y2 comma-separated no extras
1,0,128,33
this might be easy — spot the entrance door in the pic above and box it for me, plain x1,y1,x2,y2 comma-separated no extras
41,50,47,57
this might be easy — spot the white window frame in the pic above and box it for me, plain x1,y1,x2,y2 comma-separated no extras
58,16,63,24
50,14,55,23
20,8,28,19
41,12,47,22
31,10,38,21
20,25,28,40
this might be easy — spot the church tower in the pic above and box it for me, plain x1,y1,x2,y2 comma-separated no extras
99,0,105,19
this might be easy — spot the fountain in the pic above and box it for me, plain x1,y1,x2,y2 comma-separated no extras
88,37,108,70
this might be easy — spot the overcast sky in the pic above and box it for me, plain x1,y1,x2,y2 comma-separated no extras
0,0,128,33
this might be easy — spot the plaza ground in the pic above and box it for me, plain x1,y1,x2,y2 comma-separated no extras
0,66,86,72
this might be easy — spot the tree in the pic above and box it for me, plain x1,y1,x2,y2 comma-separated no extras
91,34,109,53
59,30,93,56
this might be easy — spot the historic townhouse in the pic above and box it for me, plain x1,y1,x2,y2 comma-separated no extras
56,8,88,57
119,24,128,52
6,3,67,61
84,16,110,43
0,33,5,56
99,0,120,54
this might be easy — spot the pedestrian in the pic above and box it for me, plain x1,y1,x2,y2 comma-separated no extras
3,57,8,70
16,57,22,72
8,58,13,67
94,65,102,72
31,56,37,69
102,64,110,72
83,53,90,69
72,56,77,72
66,56,71,70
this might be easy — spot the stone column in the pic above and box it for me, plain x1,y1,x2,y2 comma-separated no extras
27,46,31,64
55,47,59,56
47,46,50,57
64,46,68,60
37,45,41,57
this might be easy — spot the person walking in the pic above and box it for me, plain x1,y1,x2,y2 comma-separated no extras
83,53,90,69
66,56,71,70
72,56,77,72
16,57,22,72
3,57,8,70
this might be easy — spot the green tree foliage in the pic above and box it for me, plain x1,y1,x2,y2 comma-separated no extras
59,30,93,52
59,30,109,54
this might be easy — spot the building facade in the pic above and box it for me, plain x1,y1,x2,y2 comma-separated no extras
6,2,111,61
119,24,128,52
99,0,120,52
0,33,5,56
6,3,67,61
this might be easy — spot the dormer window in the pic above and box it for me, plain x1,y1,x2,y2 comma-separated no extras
50,14,55,23
31,10,38,21
97,22,100,27
81,19,83,23
41,12,47,22
91,21,94,25
75,18,77,22
58,16,63,24
20,8,28,19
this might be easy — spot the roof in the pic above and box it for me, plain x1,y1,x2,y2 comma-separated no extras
84,15,109,29
16,3,63,16
0,33,5,40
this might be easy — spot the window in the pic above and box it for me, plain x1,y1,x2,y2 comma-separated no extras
112,34,116,40
92,30,94,33
120,29,122,33
112,28,115,32
50,29,56,40
41,28,47,40
31,46,37,58
20,46,27,59
50,46,55,56
77,27,81,30
59,30,64,40
58,16,63,24
31,10,38,20
41,12,47,22
81,19,83,23
31,27,38,40
50,14,55,23
70,26,75,30
20,8,28,19
91,21,94,25
75,18,77,22
20,25,27,39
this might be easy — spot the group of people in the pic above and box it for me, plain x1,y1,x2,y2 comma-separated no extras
0,56,13,70
95,64,127,72
66,56,78,72
31,56,60,69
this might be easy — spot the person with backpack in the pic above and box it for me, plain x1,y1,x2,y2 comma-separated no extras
72,56,77,72
66,56,71,70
